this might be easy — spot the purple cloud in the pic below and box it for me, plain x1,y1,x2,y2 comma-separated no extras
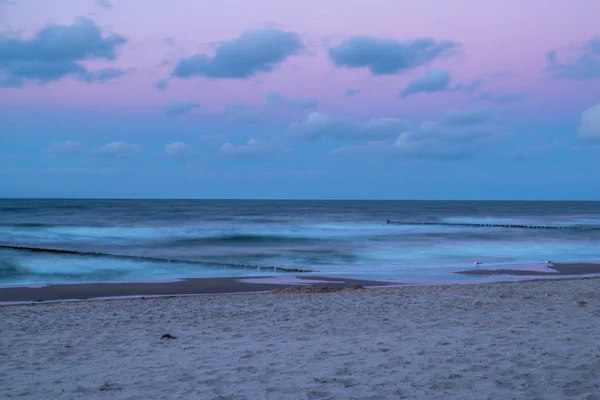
545,37,600,80
165,100,200,116
171,29,303,80
0,17,128,85
328,36,460,75
399,69,452,97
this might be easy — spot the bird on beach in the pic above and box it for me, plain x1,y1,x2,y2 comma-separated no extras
474,261,482,267
545,260,554,268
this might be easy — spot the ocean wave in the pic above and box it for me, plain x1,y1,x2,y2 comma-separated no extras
0,258,26,278
162,233,318,246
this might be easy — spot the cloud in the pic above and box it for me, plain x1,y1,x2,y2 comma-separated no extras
164,142,195,157
0,17,128,86
331,110,508,160
344,88,359,96
399,71,509,98
95,0,112,9
170,29,302,80
478,91,528,103
80,67,135,83
399,68,451,97
545,37,600,80
92,142,140,157
579,104,600,143
154,80,168,91
165,100,200,116
0,75,24,88
452,72,506,94
219,139,288,159
45,140,82,157
266,91,318,110
328,36,460,75
288,112,407,141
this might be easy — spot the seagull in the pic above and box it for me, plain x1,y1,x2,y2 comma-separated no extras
474,261,482,267
545,260,554,268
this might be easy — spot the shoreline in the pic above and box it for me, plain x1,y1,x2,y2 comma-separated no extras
1,262,600,305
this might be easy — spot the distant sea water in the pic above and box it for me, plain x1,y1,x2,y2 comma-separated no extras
1,199,599,287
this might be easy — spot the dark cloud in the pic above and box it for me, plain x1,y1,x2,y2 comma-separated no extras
399,70,507,98
399,69,451,97
171,29,302,80
452,72,506,94
154,80,168,91
328,36,460,75
266,91,318,109
545,37,600,80
0,75,22,88
95,0,112,9
165,100,200,117
288,112,407,141
81,67,135,83
0,17,129,86
443,109,487,126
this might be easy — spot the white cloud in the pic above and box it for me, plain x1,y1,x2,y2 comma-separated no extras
165,100,200,117
332,112,509,160
219,139,288,159
288,112,407,141
45,140,82,157
579,104,600,143
164,142,195,157
92,142,140,157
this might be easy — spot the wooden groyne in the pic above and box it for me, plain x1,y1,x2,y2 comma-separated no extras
385,220,600,230
0,244,314,273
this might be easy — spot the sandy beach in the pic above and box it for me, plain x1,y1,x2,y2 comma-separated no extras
1,277,600,399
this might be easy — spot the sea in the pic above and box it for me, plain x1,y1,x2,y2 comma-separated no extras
0,199,599,287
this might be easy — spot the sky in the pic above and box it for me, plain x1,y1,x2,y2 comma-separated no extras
0,0,599,200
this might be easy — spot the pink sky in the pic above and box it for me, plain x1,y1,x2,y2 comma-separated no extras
0,0,599,119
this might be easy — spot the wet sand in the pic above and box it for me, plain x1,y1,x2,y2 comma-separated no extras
0,276,399,304
456,262,600,277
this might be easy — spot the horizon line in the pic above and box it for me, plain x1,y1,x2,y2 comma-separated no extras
1,198,599,202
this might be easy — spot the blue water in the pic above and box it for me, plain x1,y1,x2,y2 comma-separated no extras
0,199,599,287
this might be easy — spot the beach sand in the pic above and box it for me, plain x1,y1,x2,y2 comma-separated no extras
1,278,600,399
